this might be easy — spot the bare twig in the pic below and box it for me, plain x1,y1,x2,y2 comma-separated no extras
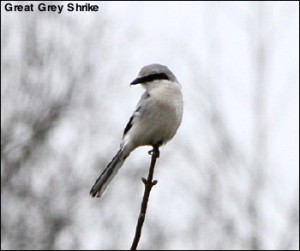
130,145,160,250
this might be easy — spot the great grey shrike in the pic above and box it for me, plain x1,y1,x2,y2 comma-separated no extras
90,64,183,198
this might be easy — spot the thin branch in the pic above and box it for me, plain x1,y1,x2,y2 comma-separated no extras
130,145,160,250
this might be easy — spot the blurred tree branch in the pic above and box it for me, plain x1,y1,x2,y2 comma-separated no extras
1,9,105,249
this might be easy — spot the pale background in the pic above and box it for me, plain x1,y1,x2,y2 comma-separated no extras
1,1,299,250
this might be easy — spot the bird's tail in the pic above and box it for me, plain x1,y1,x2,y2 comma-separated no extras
90,145,131,198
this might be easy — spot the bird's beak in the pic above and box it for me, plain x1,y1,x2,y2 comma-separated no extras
130,78,141,86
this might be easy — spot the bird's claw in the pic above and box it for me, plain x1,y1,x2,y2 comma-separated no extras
148,149,160,158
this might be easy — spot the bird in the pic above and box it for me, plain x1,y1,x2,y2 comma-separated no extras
90,64,183,198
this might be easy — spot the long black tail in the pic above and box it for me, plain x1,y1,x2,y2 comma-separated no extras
90,145,131,198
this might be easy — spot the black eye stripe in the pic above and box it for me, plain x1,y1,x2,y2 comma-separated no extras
138,73,169,84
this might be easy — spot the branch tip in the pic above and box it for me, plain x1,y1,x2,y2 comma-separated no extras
141,177,147,184
130,146,160,250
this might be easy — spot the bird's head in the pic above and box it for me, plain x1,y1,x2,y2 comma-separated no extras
130,64,177,86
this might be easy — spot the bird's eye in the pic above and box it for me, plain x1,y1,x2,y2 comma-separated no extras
139,73,169,84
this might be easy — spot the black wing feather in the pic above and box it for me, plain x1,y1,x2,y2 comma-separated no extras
123,115,134,136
